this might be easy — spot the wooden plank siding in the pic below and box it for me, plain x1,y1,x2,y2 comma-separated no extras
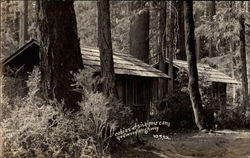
116,75,152,122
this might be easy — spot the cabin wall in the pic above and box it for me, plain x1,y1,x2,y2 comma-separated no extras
151,78,159,115
116,75,152,122
155,64,179,92
3,65,33,99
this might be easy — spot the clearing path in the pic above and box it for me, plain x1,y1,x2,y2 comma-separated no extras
113,130,250,158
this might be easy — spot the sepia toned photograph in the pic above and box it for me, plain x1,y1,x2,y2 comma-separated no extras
0,0,250,157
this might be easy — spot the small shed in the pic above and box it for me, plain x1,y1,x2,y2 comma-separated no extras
153,59,239,111
0,39,40,97
1,40,170,122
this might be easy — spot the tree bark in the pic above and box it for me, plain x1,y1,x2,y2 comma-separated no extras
230,41,236,105
229,3,236,106
239,2,249,111
176,0,186,60
14,11,20,43
129,8,149,63
158,1,167,99
20,0,29,45
184,0,207,130
196,35,200,61
23,0,28,42
208,1,216,57
37,0,84,111
246,1,250,12
167,2,175,93
97,0,118,98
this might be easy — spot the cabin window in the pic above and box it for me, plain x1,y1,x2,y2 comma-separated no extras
133,78,150,105
211,82,227,110
212,83,226,98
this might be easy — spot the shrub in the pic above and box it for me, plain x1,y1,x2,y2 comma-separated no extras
2,100,98,158
73,69,132,152
215,106,250,129
73,69,132,128
174,68,250,129
152,91,195,129
1,68,132,158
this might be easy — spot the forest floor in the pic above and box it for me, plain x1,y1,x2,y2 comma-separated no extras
112,129,250,158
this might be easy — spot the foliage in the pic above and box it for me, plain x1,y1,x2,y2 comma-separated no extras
174,69,250,129
215,107,250,129
110,1,131,54
73,68,133,128
195,2,249,56
153,69,194,128
0,85,12,121
1,68,97,158
75,1,98,47
0,1,37,59
155,93,195,129
1,68,132,158
156,68,233,129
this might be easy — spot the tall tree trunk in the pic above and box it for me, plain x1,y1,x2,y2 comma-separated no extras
167,2,175,93
37,0,84,111
20,0,29,45
158,1,167,99
176,0,186,60
14,11,20,43
97,0,117,98
230,41,236,105
208,1,216,57
129,7,149,63
246,1,250,12
194,4,201,61
184,0,207,130
196,35,200,61
239,2,249,111
229,3,236,106
23,0,28,42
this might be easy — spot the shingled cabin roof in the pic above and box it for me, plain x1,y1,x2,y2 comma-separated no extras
164,59,239,84
1,40,169,79
1,39,40,68
81,47,169,78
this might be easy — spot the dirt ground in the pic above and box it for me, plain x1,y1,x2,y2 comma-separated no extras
113,130,250,158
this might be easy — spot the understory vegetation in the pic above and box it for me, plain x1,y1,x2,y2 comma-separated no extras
155,69,250,129
1,68,132,158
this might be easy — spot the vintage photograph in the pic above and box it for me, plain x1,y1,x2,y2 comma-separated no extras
0,0,250,157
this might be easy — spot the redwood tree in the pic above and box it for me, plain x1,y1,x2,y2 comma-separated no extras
97,0,117,97
208,1,216,57
239,1,249,111
129,7,149,63
176,0,186,60
167,2,175,93
184,0,207,130
158,1,167,99
36,0,84,110
23,0,29,43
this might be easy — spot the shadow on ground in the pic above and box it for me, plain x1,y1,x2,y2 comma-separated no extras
112,130,250,158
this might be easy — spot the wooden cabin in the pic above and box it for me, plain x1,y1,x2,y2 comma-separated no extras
152,58,239,111
81,47,169,122
0,40,170,122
